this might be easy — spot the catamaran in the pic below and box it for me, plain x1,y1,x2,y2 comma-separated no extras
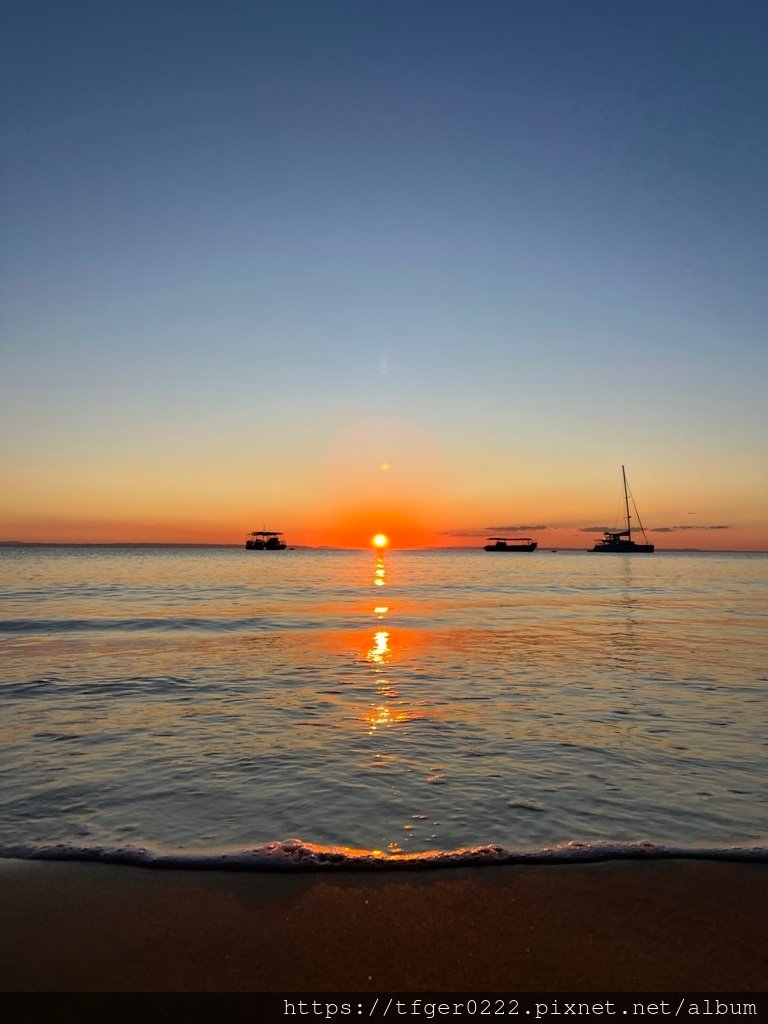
592,467,654,553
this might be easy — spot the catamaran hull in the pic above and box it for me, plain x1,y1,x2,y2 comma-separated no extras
592,544,654,553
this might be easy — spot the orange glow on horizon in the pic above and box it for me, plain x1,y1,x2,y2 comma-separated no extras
3,478,767,552
2,516,766,550
2,407,764,551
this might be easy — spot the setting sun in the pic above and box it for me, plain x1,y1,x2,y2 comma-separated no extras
372,533,389,549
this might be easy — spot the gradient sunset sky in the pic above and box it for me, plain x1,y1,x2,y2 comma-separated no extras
2,0,767,548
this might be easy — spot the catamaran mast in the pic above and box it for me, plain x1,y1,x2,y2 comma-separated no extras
622,464,631,538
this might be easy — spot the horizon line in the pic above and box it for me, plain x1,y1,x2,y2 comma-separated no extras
1,541,766,554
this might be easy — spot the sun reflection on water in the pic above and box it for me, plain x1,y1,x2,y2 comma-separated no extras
366,630,391,664
374,553,386,587
360,548,435,743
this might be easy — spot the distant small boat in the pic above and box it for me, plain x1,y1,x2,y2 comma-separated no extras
245,530,287,550
484,537,537,552
592,467,654,553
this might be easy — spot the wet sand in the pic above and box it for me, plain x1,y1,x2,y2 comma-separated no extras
0,858,766,991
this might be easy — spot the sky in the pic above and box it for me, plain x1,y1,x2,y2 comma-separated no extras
2,0,767,548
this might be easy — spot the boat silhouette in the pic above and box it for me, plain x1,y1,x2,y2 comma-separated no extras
592,467,654,553
483,536,537,552
245,530,287,550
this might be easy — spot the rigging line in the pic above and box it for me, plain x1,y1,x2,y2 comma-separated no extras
627,481,650,544
618,485,625,526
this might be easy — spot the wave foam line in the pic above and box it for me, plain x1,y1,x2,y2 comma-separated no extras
1,838,767,872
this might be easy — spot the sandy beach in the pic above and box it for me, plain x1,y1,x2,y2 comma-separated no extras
0,857,766,992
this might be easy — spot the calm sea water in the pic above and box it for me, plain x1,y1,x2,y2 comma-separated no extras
1,546,766,869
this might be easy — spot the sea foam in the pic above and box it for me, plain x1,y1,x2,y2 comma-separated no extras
1,838,766,872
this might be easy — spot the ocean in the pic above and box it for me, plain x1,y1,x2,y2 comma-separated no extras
1,545,765,869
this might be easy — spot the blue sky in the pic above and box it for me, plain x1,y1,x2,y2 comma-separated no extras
2,0,767,545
